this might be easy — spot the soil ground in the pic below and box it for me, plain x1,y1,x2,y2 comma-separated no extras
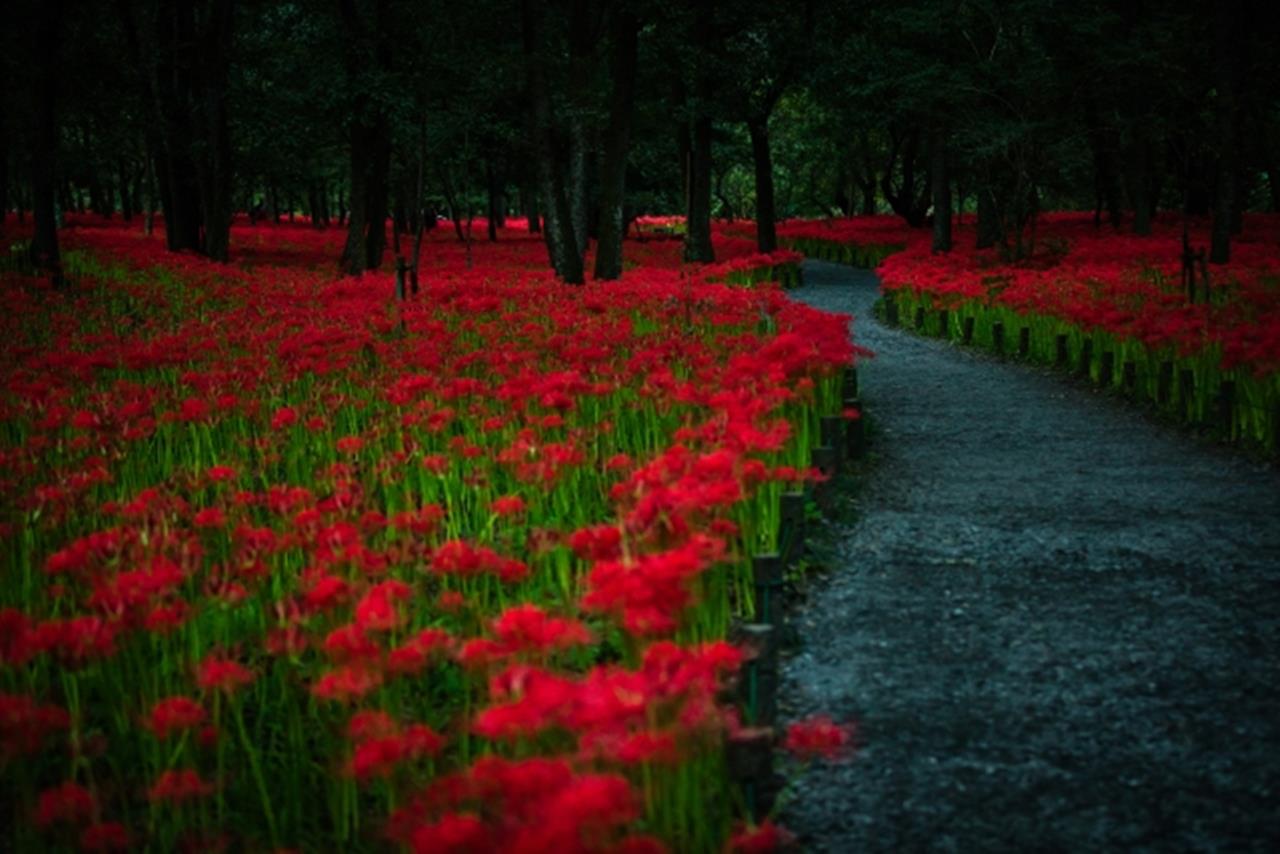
779,260,1280,852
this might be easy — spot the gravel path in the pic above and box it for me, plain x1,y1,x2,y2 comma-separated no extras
779,260,1280,852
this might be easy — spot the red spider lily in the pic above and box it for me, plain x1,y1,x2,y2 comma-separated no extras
336,435,365,455
728,820,797,853
143,600,191,634
489,494,527,517
582,540,713,636
148,696,206,740
354,579,413,631
206,465,237,483
606,730,681,765
79,822,131,851
568,524,623,562
177,398,210,423
30,615,119,666
782,715,855,761
148,769,214,804
193,507,227,529
490,603,592,656
270,406,298,430
34,780,95,827
347,717,445,781
437,590,467,612
407,812,491,853
472,666,578,740
431,539,528,583
322,623,383,663
196,656,255,694
0,608,35,666
387,627,453,675
302,574,351,612
311,664,384,702
2,213,877,849
0,692,69,756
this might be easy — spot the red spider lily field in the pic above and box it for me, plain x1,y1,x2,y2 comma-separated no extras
4,208,1278,852
0,217,853,852
775,214,1280,453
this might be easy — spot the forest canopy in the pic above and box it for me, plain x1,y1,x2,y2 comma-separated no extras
2,0,1276,280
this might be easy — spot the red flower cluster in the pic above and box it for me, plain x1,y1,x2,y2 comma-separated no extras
0,214,862,849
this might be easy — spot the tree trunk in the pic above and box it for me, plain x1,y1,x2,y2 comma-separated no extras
364,121,391,269
1084,94,1123,229
343,127,370,274
486,158,500,242
522,178,540,232
860,181,876,216
340,0,392,274
566,0,594,264
683,113,714,263
976,185,1001,249
593,8,637,280
1210,2,1241,264
119,160,135,221
30,0,62,278
882,125,929,227
147,0,205,253
682,2,715,263
522,0,582,283
194,0,234,262
747,115,777,253
930,128,951,252
1127,131,1152,235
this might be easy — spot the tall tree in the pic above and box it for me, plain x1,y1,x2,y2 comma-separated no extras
1210,0,1243,264
522,0,583,283
117,0,235,260
593,6,639,280
339,0,394,275
682,0,715,263
29,0,63,276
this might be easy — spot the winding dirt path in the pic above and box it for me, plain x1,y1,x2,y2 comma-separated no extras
780,260,1280,851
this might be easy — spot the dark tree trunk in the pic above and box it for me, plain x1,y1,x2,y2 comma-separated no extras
1127,131,1152,235
522,178,540,232
486,158,500,242
339,0,393,274
522,0,583,283
1083,92,1123,229
855,130,877,215
1210,2,1242,264
148,0,206,252
566,0,594,263
747,115,777,253
343,127,370,274
593,8,638,280
860,181,876,216
194,0,234,262
119,160,135,221
882,125,930,227
364,122,391,269
930,128,951,252
683,112,714,263
682,2,715,263
30,0,62,277
976,185,1001,249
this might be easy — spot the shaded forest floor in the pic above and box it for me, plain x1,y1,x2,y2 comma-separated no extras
780,260,1280,852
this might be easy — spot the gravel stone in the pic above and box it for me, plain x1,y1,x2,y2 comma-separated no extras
779,261,1280,852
